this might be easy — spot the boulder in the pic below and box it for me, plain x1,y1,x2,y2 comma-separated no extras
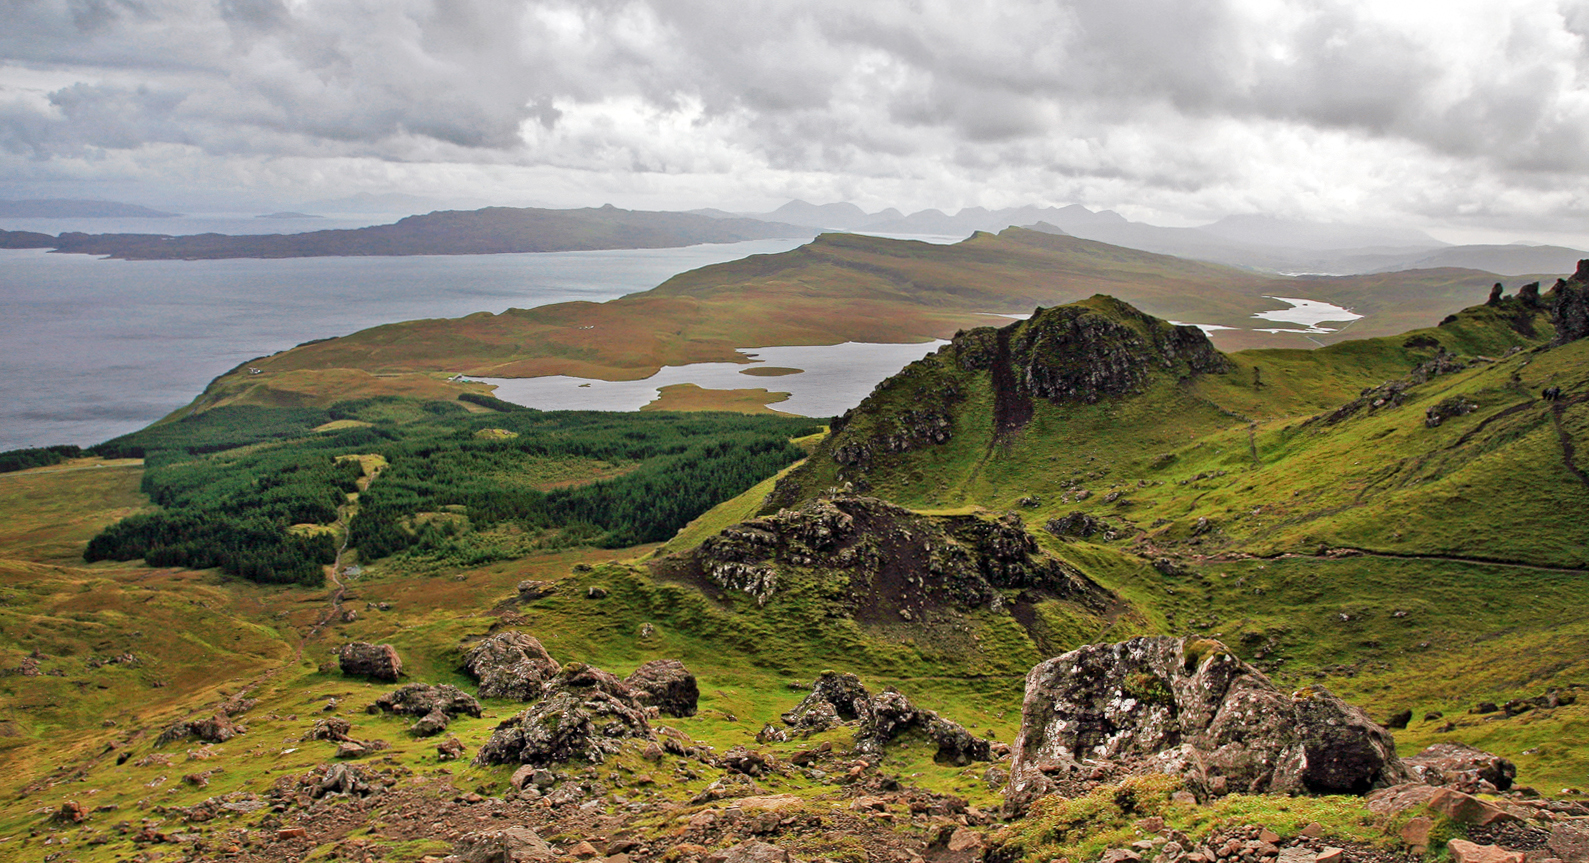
474,663,652,766
624,659,699,717
1548,822,1589,863
443,826,557,863
1448,840,1524,863
461,631,561,701
1005,636,1410,813
373,683,482,719
437,737,467,761
337,642,402,682
410,708,451,738
304,717,352,742
315,762,378,798
1405,743,1516,792
189,713,244,743
782,670,870,727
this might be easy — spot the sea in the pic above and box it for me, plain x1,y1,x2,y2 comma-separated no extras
0,213,969,451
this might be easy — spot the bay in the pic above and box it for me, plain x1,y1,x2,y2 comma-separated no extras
0,238,808,450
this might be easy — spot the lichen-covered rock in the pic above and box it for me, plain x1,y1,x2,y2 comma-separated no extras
437,736,467,761
461,631,562,701
624,659,699,717
854,687,991,766
780,672,989,765
372,683,482,719
678,495,1111,611
1404,743,1516,792
474,663,652,766
410,708,451,738
1005,636,1410,813
337,642,402,682
782,671,871,728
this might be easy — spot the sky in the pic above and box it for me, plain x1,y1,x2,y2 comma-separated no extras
2,0,1588,245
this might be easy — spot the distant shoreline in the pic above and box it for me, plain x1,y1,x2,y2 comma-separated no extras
0,204,813,261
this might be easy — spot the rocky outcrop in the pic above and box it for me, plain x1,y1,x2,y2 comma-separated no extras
461,631,561,701
1005,636,1410,813
779,671,990,765
157,713,245,746
474,663,652,766
1425,396,1478,428
681,495,1110,614
1552,260,1589,346
1404,743,1516,792
372,684,483,719
337,642,402,682
987,297,1231,407
624,659,699,717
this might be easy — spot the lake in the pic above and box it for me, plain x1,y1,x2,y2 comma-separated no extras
0,238,811,450
479,340,952,418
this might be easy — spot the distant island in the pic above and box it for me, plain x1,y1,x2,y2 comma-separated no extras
0,204,814,260
256,211,323,219
0,198,180,218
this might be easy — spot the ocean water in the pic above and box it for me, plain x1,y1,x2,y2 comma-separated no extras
479,340,952,418
0,238,808,450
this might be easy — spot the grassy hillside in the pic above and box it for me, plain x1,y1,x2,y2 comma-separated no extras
177,229,1524,415
4,276,1587,861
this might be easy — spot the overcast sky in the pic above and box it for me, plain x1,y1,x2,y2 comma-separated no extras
3,0,1588,244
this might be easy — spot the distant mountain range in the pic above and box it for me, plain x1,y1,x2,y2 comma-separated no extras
698,199,1585,277
0,205,814,260
0,199,180,218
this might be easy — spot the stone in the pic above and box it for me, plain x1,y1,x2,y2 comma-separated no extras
1423,788,1518,826
1400,816,1435,850
568,841,600,859
278,827,309,839
411,708,451,737
316,762,378,798
374,683,483,719
623,659,699,718
443,826,557,863
437,737,466,761
690,773,763,804
1386,710,1412,730
335,741,368,759
1405,743,1517,792
1449,840,1524,863
188,713,244,743
461,631,561,701
474,663,651,766
703,841,792,863
1547,822,1589,863
721,745,770,776
1315,849,1343,863
305,717,353,742
1005,636,1410,813
56,800,86,823
337,642,402,682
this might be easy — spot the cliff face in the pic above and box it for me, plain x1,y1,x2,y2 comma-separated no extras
768,295,1231,510
1550,259,1589,346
